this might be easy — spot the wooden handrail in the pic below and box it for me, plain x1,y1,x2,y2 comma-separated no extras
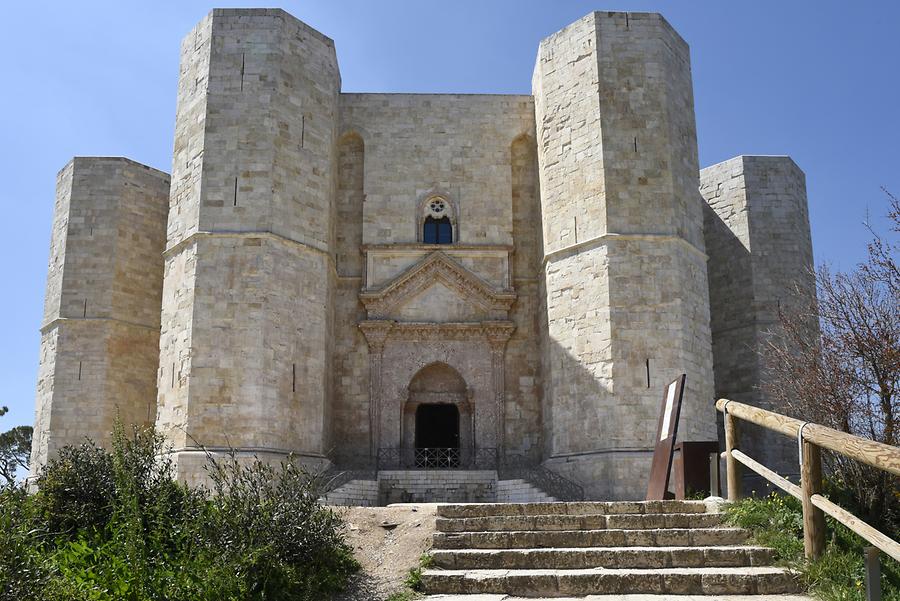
715,399,900,476
716,398,900,562
730,449,802,500
810,494,900,563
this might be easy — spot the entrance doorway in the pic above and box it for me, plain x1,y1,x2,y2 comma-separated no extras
415,404,460,468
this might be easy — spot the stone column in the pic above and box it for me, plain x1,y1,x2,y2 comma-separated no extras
484,322,514,460
360,321,393,463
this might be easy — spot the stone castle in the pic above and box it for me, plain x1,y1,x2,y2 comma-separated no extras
30,9,814,501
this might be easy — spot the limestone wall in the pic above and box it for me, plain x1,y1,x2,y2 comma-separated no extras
506,135,543,459
534,12,716,500
31,158,169,475
701,155,816,486
331,94,542,464
339,93,534,247
156,9,340,481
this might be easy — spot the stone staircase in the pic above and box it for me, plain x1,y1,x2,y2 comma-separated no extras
321,472,558,506
495,478,557,503
422,500,804,597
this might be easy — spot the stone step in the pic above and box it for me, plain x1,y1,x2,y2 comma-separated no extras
498,497,558,504
436,513,724,533
436,500,709,519
421,566,803,596
432,528,750,550
431,546,775,570
423,595,814,600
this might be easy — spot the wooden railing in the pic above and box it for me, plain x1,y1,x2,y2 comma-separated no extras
716,398,900,562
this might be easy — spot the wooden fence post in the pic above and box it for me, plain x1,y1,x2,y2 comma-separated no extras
724,409,741,501
801,439,826,559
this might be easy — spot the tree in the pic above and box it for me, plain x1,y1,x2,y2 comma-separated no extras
764,190,899,532
0,426,32,487
0,406,33,486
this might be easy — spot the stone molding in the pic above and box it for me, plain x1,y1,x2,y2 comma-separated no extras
359,320,515,343
163,230,332,261
359,251,516,319
362,243,514,252
541,232,709,267
40,316,160,334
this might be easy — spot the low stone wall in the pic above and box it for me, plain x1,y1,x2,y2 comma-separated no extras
322,479,379,506
378,470,498,504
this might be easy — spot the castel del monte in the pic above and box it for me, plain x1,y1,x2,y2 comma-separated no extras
30,7,816,505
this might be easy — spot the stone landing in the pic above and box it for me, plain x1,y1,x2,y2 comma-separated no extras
322,471,557,506
422,501,804,597
425,595,813,601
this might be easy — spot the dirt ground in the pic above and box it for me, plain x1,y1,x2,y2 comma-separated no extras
333,503,438,601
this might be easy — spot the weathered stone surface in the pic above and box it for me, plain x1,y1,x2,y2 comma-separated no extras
425,594,812,601
436,512,724,533
155,9,341,483
425,500,800,596
436,500,708,519
431,546,774,570
32,9,816,503
533,12,717,500
432,528,751,551
421,567,803,596
701,156,816,492
31,158,169,475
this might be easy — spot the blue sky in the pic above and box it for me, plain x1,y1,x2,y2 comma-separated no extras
1,1,898,430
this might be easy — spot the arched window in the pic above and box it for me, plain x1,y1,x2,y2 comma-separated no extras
424,216,452,244
418,194,457,244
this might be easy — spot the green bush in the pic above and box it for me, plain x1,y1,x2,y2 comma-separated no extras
33,440,116,536
0,426,358,601
724,492,804,561
724,492,900,601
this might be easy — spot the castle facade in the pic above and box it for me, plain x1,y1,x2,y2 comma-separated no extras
30,9,814,500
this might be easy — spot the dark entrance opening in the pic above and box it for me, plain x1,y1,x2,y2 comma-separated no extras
414,404,460,468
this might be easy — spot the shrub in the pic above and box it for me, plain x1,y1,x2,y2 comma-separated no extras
724,492,900,601
33,440,115,536
0,486,49,600
724,492,804,561
0,425,358,601
201,452,359,599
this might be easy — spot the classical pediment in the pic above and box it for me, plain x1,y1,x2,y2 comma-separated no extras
359,251,516,321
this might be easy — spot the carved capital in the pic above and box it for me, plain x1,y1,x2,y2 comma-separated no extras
359,320,394,353
483,320,515,353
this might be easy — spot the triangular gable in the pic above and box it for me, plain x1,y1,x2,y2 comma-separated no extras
359,252,516,319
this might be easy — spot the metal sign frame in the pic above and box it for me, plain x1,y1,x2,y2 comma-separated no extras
645,373,686,501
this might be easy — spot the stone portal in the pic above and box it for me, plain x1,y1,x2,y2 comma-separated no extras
405,363,469,467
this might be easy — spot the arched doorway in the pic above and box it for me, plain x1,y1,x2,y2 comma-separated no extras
402,362,473,467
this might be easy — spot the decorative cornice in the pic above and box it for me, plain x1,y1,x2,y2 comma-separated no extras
359,320,516,342
359,251,516,319
362,243,514,252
